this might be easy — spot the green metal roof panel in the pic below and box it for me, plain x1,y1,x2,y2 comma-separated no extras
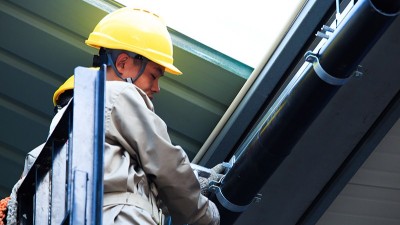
0,0,251,198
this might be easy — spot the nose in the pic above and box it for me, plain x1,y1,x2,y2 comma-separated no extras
152,80,160,93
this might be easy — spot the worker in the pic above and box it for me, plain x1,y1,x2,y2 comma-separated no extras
4,6,222,225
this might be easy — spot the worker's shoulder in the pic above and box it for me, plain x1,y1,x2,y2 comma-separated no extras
106,81,143,96
105,81,150,107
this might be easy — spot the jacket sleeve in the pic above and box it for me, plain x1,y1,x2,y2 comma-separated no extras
107,85,218,225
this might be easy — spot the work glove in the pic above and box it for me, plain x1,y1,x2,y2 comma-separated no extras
209,163,225,181
191,163,226,197
6,177,24,225
1,197,10,225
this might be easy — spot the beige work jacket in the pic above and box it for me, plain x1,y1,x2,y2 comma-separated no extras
102,81,216,225
23,81,216,225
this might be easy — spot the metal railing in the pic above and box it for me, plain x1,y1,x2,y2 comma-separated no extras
17,66,106,225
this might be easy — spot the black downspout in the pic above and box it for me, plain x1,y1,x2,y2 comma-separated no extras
210,1,400,224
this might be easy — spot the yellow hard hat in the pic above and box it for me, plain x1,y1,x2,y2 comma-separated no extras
85,7,182,75
53,76,74,106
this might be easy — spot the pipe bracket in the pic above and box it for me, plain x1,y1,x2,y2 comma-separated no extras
209,170,262,213
210,184,252,212
369,0,400,17
305,51,351,86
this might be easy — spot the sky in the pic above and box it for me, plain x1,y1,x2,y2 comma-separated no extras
116,0,304,68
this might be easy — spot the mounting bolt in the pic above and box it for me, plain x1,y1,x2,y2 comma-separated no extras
352,65,364,78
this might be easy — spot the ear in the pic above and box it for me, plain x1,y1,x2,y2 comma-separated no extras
115,53,130,73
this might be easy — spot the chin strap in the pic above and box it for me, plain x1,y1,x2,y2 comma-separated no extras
93,48,149,84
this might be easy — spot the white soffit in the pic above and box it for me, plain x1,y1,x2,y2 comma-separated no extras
116,0,305,68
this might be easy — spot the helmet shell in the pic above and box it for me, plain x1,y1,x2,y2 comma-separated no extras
85,7,182,75
53,75,74,106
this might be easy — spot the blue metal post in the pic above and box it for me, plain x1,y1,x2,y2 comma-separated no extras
17,66,106,225
70,66,105,225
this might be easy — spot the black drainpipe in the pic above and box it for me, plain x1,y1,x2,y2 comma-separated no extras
210,1,400,224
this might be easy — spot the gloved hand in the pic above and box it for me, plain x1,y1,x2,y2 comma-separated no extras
1,196,10,225
209,163,225,182
6,177,24,225
192,163,226,197
197,176,211,197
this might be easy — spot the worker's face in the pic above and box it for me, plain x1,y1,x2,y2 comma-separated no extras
115,53,165,100
130,59,164,100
